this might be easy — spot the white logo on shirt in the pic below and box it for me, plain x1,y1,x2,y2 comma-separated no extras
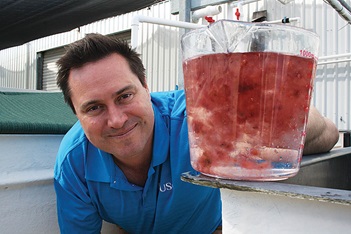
159,182,173,192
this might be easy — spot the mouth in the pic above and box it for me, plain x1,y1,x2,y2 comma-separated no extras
107,123,138,138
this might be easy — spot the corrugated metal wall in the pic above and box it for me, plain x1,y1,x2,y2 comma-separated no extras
132,4,180,91
0,0,350,130
0,43,32,89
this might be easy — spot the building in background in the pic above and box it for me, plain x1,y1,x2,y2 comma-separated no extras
0,0,350,130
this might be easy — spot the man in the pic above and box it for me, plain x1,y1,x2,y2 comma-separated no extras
54,33,339,233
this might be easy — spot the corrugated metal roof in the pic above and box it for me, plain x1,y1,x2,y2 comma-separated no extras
0,91,77,134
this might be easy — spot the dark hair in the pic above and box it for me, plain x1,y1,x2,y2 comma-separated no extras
56,33,146,114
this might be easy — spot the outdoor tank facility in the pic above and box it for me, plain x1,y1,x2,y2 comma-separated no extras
1,0,351,233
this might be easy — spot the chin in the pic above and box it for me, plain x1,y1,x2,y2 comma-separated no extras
107,141,143,157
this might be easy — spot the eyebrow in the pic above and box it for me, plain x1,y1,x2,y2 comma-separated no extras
112,84,136,98
79,84,136,111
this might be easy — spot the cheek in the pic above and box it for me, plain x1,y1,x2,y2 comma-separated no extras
142,104,154,127
80,117,103,136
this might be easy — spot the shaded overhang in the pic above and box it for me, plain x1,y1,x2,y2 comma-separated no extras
0,0,157,50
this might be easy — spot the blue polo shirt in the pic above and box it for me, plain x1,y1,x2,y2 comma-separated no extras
54,90,222,234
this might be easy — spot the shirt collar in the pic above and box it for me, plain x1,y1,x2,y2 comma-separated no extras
85,143,112,183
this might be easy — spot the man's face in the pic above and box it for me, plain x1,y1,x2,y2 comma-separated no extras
69,53,154,160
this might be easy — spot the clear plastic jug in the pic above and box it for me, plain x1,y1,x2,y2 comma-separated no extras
182,20,319,181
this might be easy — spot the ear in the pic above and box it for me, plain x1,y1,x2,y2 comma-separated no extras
143,79,150,92
143,82,151,99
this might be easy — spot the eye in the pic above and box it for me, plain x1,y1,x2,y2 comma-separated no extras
86,105,103,113
118,93,134,103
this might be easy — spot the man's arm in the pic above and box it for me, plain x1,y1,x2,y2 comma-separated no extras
54,178,102,234
54,156,102,234
303,106,339,155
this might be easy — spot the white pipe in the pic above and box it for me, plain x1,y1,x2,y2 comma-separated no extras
318,58,351,65
230,0,261,7
131,15,204,49
265,17,300,24
192,5,222,23
229,0,261,21
319,53,351,60
324,0,351,24
318,53,351,65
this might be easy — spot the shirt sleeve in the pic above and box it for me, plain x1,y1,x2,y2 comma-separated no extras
54,157,102,234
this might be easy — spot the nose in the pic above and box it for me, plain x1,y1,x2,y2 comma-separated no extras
107,106,128,129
